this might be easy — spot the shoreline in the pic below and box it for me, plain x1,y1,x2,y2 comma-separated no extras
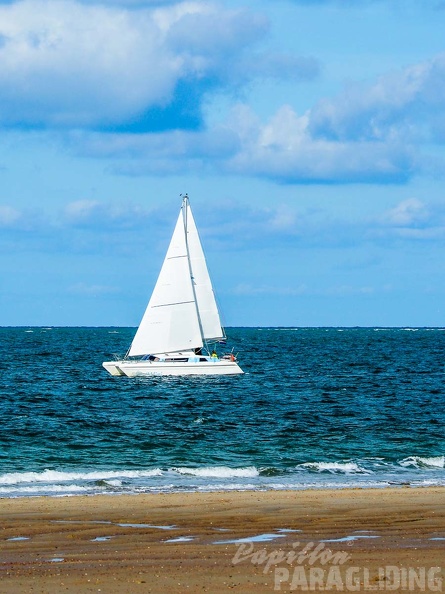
2,480,445,500
1,487,444,593
2,456,444,497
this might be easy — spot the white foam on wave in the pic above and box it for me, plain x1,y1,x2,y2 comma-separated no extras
299,461,371,475
0,484,88,494
172,466,259,478
0,468,163,485
104,480,122,487
399,456,444,469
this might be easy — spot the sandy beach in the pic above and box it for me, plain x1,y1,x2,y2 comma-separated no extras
1,487,444,593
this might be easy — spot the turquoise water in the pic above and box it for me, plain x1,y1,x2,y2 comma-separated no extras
0,327,444,496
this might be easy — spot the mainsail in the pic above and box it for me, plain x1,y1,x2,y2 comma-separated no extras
128,197,224,356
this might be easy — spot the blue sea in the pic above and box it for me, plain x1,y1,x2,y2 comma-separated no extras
1,327,444,497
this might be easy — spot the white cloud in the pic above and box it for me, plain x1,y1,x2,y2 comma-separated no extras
3,193,445,262
381,198,429,226
79,103,413,183
0,0,442,188
223,105,414,183
309,54,445,145
268,204,298,230
0,0,315,130
369,198,445,242
72,47,445,184
64,200,102,222
88,51,430,184
0,204,44,230
0,0,188,127
0,0,181,126
388,227,445,240
62,199,157,228
70,125,239,165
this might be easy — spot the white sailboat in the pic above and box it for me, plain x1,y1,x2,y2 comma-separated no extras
103,195,244,377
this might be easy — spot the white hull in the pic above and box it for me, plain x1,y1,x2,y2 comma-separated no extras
103,360,243,377
102,362,126,376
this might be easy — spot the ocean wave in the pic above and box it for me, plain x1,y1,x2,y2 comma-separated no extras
0,466,260,487
1,457,445,498
0,468,163,485
399,456,444,469
298,461,371,475
172,466,259,478
0,484,89,494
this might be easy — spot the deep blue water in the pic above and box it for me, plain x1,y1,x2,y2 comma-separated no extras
0,327,444,496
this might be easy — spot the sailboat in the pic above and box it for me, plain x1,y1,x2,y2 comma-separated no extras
103,195,244,377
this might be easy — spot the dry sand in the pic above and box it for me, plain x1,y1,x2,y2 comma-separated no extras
0,488,444,593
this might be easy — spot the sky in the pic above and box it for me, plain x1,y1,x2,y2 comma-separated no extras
1,0,445,327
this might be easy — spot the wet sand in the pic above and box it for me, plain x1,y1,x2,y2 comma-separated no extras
1,488,444,593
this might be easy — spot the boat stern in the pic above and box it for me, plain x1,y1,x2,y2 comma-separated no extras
102,361,126,376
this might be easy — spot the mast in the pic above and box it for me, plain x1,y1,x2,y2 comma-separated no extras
182,194,206,348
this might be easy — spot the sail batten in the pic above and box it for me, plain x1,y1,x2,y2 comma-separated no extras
152,300,195,308
127,196,223,357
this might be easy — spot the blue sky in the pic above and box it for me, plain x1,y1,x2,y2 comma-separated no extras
1,0,445,327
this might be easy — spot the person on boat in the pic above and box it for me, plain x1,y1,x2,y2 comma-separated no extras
211,350,218,358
